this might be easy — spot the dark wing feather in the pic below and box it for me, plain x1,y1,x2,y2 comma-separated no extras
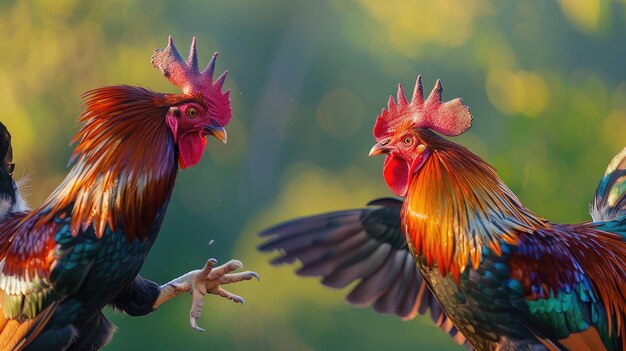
259,198,469,347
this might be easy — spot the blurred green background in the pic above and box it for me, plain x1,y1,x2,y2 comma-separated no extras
2,0,626,350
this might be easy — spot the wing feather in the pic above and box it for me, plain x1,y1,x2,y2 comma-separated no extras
0,209,101,349
511,223,626,350
259,198,470,347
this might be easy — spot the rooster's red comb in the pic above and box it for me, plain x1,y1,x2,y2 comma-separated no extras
151,36,231,121
373,75,472,140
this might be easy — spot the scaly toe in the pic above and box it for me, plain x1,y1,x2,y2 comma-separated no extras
214,287,246,304
227,260,243,270
221,271,260,284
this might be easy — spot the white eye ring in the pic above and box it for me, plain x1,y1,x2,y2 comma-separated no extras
403,136,413,146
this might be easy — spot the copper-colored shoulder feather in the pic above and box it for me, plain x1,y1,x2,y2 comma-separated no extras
29,86,181,241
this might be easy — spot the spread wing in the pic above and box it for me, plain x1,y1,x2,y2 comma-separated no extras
0,210,101,350
259,198,469,347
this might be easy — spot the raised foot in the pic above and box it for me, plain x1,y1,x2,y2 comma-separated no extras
188,258,259,332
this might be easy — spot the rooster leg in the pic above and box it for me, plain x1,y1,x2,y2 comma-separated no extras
152,258,259,332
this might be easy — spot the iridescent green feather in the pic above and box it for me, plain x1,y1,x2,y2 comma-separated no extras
592,147,626,224
49,219,102,295
525,287,594,339
0,215,102,322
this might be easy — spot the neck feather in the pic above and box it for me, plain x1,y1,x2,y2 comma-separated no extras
402,131,546,281
34,86,182,241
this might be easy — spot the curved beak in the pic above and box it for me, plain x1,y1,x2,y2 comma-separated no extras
204,126,228,144
369,143,390,157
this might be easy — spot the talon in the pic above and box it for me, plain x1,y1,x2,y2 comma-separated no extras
190,316,205,332
208,259,244,280
220,271,260,284
214,286,246,304
168,258,258,332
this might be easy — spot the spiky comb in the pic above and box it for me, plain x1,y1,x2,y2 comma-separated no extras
373,75,472,140
151,36,232,124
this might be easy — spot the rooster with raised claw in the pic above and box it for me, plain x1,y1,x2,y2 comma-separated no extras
0,37,258,351
260,76,626,350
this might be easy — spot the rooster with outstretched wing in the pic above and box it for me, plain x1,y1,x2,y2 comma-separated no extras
260,76,626,351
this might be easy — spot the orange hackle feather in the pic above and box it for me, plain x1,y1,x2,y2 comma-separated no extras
402,130,546,281
397,108,626,350
26,86,193,241
371,76,626,349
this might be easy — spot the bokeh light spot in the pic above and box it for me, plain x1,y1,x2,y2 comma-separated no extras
557,0,603,34
486,68,549,117
603,109,626,151
316,88,364,139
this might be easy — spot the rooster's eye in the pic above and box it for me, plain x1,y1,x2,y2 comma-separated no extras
187,108,198,118
403,136,413,146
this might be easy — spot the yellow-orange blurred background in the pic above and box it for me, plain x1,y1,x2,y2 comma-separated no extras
2,0,626,350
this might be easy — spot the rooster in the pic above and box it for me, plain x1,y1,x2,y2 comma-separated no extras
0,37,258,351
260,76,626,350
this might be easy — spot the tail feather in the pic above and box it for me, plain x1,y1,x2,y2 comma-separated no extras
592,147,626,222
